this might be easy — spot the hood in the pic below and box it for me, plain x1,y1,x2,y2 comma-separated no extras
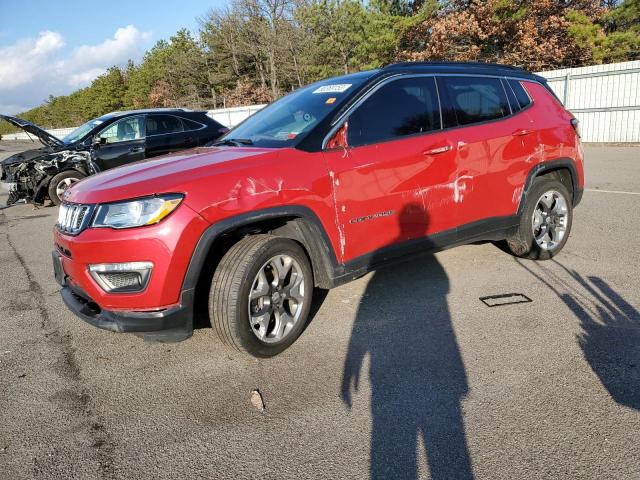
64,146,281,205
0,114,65,148
1,147,51,167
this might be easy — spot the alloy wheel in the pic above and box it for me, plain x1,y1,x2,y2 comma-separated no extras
532,190,569,251
247,254,306,343
55,177,80,198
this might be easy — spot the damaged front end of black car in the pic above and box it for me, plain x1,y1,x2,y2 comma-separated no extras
1,115,98,206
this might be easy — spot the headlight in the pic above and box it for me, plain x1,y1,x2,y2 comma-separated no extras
92,194,183,229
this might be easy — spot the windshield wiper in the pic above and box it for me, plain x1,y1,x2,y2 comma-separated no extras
211,138,254,147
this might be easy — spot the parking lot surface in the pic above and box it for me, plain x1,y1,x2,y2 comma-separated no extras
1,142,639,479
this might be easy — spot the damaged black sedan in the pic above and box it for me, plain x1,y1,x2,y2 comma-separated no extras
1,109,227,206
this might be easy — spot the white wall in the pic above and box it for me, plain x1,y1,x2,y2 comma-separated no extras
536,61,640,143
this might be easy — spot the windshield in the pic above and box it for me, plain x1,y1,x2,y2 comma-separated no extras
62,118,106,144
221,76,369,148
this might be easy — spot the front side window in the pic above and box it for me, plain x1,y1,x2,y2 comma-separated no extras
347,77,441,147
440,76,510,126
147,115,184,136
99,116,144,144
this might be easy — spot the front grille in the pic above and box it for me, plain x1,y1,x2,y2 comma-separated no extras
57,203,94,235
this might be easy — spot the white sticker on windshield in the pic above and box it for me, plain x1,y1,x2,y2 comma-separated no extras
312,84,352,94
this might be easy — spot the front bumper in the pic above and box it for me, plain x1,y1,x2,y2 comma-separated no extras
54,251,194,342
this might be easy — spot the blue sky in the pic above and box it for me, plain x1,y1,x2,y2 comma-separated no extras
0,0,227,114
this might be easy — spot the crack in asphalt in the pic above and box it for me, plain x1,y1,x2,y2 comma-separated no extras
0,209,117,479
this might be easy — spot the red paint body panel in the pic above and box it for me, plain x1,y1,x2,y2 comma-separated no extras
53,204,209,310
55,77,584,315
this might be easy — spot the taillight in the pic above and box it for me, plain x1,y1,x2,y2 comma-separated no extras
570,118,581,138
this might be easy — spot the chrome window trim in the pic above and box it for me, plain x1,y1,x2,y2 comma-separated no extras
322,72,542,150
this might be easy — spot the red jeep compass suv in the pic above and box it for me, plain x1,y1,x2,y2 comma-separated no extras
53,62,584,357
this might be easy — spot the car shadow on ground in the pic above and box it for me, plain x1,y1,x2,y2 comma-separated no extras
341,204,475,480
517,259,640,411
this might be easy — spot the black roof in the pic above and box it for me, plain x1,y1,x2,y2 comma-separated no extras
97,108,204,121
381,61,543,81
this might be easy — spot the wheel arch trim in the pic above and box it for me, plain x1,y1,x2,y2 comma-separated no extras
518,158,581,216
181,205,340,293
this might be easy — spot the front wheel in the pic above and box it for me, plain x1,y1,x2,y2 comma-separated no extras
506,177,573,260
209,235,313,357
48,170,85,205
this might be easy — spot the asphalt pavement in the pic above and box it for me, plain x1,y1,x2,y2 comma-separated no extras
0,142,639,479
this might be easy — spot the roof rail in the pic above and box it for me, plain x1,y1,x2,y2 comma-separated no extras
382,61,528,72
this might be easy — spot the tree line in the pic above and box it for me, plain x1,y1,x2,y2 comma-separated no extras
1,0,638,135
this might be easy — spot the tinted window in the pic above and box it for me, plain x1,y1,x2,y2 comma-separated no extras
182,117,204,131
440,76,510,126
508,80,532,109
98,116,144,144
146,115,184,135
503,79,520,113
347,77,441,147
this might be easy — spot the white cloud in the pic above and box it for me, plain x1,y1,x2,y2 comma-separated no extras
0,26,152,115
0,31,65,89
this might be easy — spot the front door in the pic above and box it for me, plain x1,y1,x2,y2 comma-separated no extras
92,115,146,170
322,76,457,264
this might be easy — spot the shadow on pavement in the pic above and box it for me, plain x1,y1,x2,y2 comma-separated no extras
518,259,640,410
341,204,474,480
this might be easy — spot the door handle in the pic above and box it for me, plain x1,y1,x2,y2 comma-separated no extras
129,147,143,153
423,145,452,155
512,129,532,136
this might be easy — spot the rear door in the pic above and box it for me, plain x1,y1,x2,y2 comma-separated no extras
145,114,190,158
92,115,146,170
322,75,458,263
436,75,526,229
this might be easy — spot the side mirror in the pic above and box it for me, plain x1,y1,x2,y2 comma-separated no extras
325,122,349,150
92,137,107,147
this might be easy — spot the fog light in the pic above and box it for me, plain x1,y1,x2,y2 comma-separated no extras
88,262,153,293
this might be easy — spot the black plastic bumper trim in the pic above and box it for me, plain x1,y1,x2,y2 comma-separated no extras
60,283,194,342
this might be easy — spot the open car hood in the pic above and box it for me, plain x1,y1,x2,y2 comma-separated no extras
0,114,65,148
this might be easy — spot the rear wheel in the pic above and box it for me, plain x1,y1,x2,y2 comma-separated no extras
209,235,313,357
48,170,85,205
507,177,573,260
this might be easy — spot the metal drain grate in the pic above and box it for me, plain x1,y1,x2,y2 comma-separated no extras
479,293,532,307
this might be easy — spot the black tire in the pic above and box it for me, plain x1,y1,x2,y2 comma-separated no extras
506,177,573,260
209,234,314,357
48,170,85,205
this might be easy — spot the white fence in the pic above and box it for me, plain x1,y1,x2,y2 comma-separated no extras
1,105,267,141
536,61,640,143
208,104,266,128
3,62,639,143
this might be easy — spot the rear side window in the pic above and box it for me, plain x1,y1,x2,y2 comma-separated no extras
182,117,205,131
348,76,441,147
146,115,184,136
508,80,532,110
439,76,510,126
503,79,521,113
